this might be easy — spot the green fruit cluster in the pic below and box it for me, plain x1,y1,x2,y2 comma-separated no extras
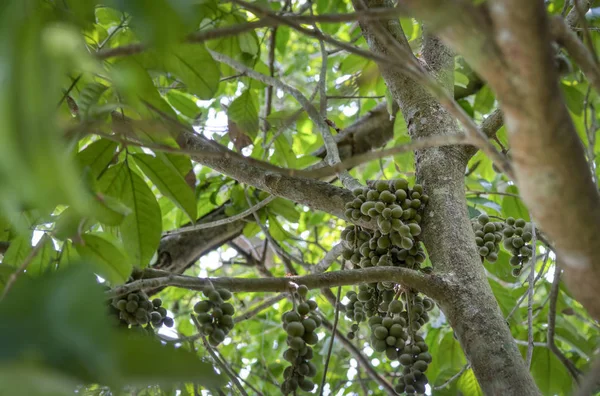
502,217,534,276
472,213,503,263
280,293,321,394
400,292,434,333
471,214,536,277
394,334,432,395
343,179,427,249
341,225,427,269
109,290,173,331
367,314,408,359
344,282,396,325
193,287,235,346
340,179,433,393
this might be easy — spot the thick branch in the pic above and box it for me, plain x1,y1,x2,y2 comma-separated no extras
354,1,539,394
485,1,600,319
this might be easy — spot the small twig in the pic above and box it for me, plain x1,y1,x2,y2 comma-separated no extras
311,243,345,273
209,45,361,190
57,74,82,108
0,242,45,301
318,314,397,395
525,218,536,369
191,315,249,396
431,364,470,390
505,252,550,322
163,195,276,235
551,16,600,94
234,293,287,323
243,189,303,274
319,273,342,395
547,265,582,381
466,190,520,198
327,95,385,99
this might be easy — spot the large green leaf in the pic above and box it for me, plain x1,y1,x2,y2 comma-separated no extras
76,139,118,180
530,348,573,395
2,234,33,268
0,265,223,391
0,6,90,217
501,185,530,221
166,90,201,119
111,58,176,120
228,90,259,139
132,153,197,222
164,44,221,100
473,85,495,115
28,235,58,277
120,167,162,268
427,330,466,385
268,198,300,223
75,233,132,284
457,369,483,396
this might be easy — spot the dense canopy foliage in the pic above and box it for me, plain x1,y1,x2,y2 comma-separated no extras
1,1,599,395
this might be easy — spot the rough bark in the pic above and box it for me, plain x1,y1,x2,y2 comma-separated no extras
352,1,540,394
486,1,600,320
400,0,600,319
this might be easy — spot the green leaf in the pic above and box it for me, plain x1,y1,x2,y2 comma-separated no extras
275,27,290,55
0,265,224,389
268,215,287,241
228,90,260,139
0,363,80,396
90,194,132,226
0,264,15,294
132,153,197,222
76,82,109,119
243,221,261,238
95,7,124,27
106,0,189,49
427,331,466,382
75,233,132,284
98,163,161,267
120,166,162,268
474,85,495,114
164,44,220,100
561,83,584,115
530,348,573,395
457,369,483,396
166,90,201,118
274,134,297,168
2,234,32,268
76,139,118,180
58,240,80,269
111,58,176,119
455,71,469,88
28,235,58,277
501,185,530,221
467,196,502,213
268,198,299,223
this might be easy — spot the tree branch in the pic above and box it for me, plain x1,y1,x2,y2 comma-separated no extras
550,16,600,94
311,243,345,273
108,266,446,301
233,293,287,324
207,50,361,190
318,314,397,395
95,7,411,60
547,266,582,381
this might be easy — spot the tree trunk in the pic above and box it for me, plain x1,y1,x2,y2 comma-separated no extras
352,1,541,394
